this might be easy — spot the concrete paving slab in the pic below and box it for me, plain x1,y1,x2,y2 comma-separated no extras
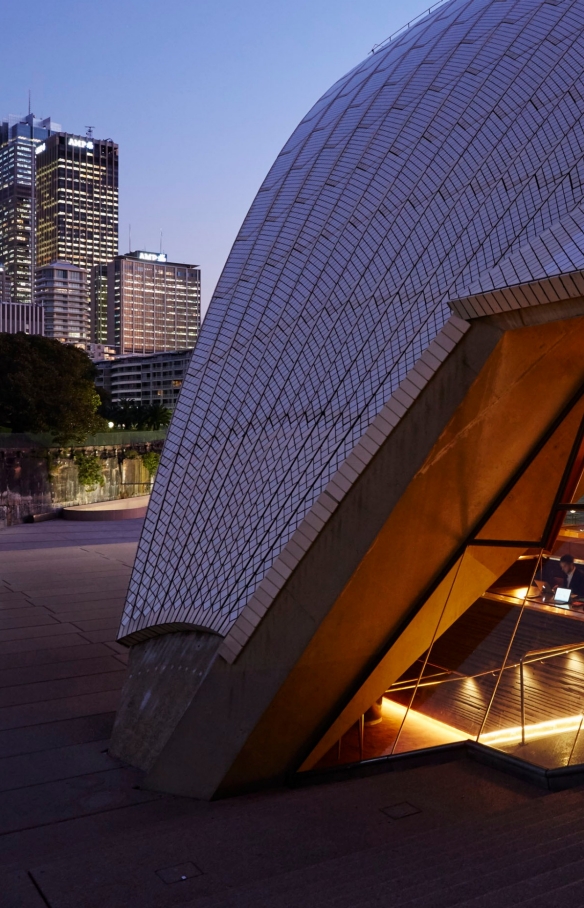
0,614,59,631
0,623,81,643
1,867,50,908
63,612,126,629
79,628,121,644
0,767,159,835
0,688,123,731
0,642,117,671
0,739,120,791
0,713,115,759
0,669,127,708
0,634,90,656
0,655,126,689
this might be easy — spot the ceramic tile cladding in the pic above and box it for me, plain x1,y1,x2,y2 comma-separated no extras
120,0,584,640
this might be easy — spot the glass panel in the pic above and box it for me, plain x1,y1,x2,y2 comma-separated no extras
391,547,530,755
480,551,584,768
309,420,584,773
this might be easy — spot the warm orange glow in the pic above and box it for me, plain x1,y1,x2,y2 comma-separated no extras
384,700,584,754
383,699,468,753
479,714,584,747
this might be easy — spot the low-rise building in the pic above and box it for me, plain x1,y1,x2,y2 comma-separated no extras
0,300,44,334
95,349,192,411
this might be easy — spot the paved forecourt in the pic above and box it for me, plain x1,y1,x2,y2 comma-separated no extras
0,517,579,908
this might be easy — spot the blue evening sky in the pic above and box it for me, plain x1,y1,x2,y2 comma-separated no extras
3,0,433,312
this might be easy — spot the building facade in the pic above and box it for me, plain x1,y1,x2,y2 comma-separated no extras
0,114,60,303
92,262,108,345
96,349,191,410
35,261,89,343
109,0,584,800
0,263,9,301
35,133,118,336
0,300,44,335
106,251,200,355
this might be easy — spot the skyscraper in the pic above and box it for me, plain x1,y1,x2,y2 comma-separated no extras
0,262,9,301
107,251,200,354
35,132,118,339
0,114,61,303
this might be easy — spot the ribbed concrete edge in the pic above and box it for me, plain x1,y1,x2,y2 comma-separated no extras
119,621,223,647
449,269,584,320
290,740,584,792
217,314,471,664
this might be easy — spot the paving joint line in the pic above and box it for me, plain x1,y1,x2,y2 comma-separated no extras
0,792,165,838
27,871,52,908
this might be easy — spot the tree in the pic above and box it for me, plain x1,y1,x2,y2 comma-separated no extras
74,452,106,489
103,399,171,431
0,333,106,444
141,450,160,478
146,403,171,430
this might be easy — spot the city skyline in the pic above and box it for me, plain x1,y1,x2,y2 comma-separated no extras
1,0,434,314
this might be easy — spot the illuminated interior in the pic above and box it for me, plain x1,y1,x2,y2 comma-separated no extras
311,408,584,774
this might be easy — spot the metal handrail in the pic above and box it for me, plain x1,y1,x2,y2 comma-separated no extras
519,641,584,744
386,639,584,747
370,0,452,54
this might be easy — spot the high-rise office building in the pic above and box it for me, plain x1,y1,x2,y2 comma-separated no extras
35,261,89,343
0,114,61,303
0,263,9,301
92,262,108,344
35,132,118,338
107,251,200,354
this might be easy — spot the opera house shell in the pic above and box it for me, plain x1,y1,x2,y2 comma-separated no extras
112,0,584,798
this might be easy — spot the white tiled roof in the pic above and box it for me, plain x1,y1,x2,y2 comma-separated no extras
120,0,584,643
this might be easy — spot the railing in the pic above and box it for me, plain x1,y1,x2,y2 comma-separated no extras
370,0,453,54
385,640,584,748
519,641,584,744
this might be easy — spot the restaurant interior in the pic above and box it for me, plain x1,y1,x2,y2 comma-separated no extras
313,414,584,774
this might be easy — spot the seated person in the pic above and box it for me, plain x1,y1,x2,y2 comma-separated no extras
557,554,584,599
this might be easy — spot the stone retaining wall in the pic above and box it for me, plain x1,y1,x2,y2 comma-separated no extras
0,441,163,526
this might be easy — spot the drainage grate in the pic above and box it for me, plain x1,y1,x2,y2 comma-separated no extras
381,801,421,819
155,861,202,884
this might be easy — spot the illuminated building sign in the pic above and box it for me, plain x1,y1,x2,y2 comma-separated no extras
68,138,94,150
35,143,46,155
137,252,167,263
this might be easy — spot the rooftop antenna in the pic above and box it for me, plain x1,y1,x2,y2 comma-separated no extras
128,224,132,253
85,125,94,138
28,90,31,116
159,229,163,254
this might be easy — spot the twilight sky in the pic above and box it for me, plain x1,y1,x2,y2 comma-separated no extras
3,0,433,313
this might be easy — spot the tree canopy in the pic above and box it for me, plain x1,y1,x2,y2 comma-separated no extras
103,399,171,431
0,333,106,444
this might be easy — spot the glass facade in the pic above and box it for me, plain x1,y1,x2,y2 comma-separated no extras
107,253,200,355
312,405,584,774
35,133,118,338
0,115,60,303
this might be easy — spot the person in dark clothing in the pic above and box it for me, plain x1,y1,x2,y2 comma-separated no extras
557,554,584,598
